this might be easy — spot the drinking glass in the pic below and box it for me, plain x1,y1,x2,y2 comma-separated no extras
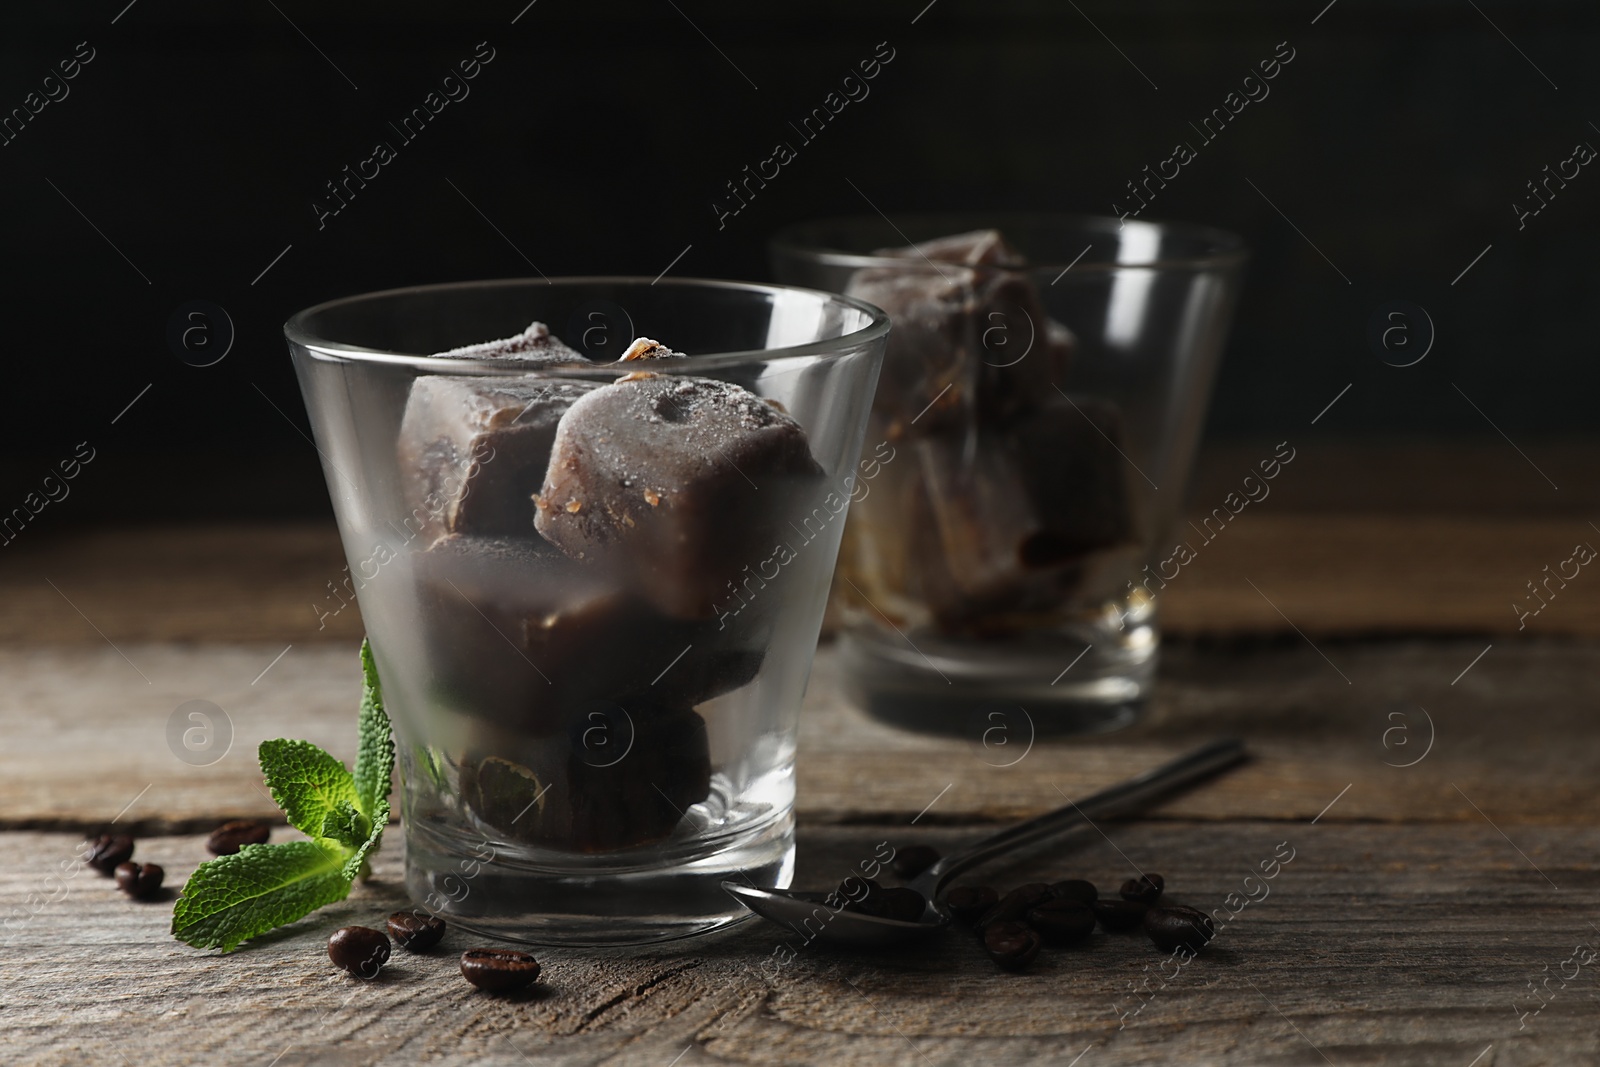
285,277,887,944
771,213,1245,735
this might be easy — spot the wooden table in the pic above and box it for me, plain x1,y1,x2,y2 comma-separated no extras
5,454,1599,1065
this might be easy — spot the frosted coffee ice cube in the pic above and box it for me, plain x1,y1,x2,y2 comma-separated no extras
912,395,1135,625
417,534,766,733
398,377,597,541
460,701,712,852
859,231,1073,420
536,375,824,620
415,534,651,733
970,270,1074,413
436,320,586,363
1011,395,1136,558
875,227,1026,268
844,264,979,434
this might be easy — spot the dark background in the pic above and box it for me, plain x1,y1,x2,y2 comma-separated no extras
3,0,1595,527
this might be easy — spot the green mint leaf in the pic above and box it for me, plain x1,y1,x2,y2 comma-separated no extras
172,638,398,953
259,738,360,840
171,840,352,952
345,639,394,881
353,639,395,824
319,800,371,848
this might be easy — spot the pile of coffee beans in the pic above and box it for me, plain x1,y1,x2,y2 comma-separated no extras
945,871,1214,971
322,911,543,993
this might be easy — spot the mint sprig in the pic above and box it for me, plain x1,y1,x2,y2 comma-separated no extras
172,639,394,952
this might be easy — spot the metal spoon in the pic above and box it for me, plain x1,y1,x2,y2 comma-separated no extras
722,738,1246,948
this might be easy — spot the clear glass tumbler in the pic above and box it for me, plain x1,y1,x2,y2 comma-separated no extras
285,278,887,945
771,214,1246,735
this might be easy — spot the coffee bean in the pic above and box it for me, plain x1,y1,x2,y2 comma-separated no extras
328,926,391,978
113,862,164,900
837,876,882,902
848,885,927,923
1050,879,1098,905
944,885,998,925
1144,905,1215,954
207,820,270,856
977,883,1055,929
85,834,134,875
1026,899,1096,946
460,948,541,992
387,910,447,951
1093,898,1149,932
890,844,940,880
983,921,1042,971
1120,873,1164,905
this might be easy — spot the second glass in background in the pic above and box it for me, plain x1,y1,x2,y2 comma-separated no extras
772,214,1246,735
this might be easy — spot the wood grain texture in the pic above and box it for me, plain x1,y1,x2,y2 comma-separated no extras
3,511,1600,646
0,640,1593,832
2,823,1596,1066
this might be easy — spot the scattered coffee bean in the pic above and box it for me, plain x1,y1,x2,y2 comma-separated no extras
1026,899,1096,947
1093,898,1149,932
1120,873,1164,905
1050,879,1098,905
85,834,134,875
207,820,271,856
1144,905,1215,954
848,885,927,923
327,926,391,978
387,910,447,952
945,885,999,925
977,883,1055,929
113,862,164,900
460,948,542,992
983,921,1042,971
890,844,940,880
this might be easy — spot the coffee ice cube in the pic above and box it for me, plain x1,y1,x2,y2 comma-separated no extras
535,375,825,620
1012,395,1137,559
417,534,767,733
911,395,1136,626
844,264,980,435
460,701,712,852
437,320,585,363
416,534,651,732
397,377,598,541
969,270,1073,411
876,228,1026,268
863,232,1073,415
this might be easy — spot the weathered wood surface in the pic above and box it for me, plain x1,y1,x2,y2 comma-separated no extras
3,822,1597,1066
0,640,1593,832
4,509,1600,645
4,500,1600,1065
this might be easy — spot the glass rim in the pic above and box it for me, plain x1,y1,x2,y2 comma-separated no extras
769,211,1250,273
283,275,893,374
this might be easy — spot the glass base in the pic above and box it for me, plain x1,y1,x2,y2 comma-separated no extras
404,791,794,947
839,613,1157,739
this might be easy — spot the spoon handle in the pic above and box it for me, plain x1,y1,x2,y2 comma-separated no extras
916,738,1247,898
